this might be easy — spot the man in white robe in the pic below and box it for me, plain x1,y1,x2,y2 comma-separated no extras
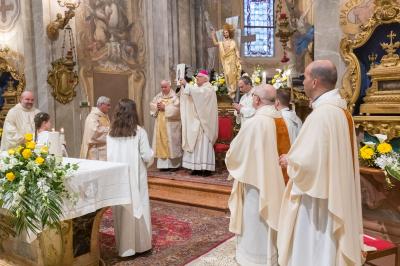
179,70,218,176
226,84,290,266
233,76,255,125
150,80,182,170
80,96,111,160
278,60,364,266
275,88,302,144
1,91,40,150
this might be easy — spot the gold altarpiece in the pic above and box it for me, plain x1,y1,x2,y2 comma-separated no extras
340,0,400,140
340,0,400,246
0,48,25,128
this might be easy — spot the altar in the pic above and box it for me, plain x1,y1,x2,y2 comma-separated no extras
0,158,135,266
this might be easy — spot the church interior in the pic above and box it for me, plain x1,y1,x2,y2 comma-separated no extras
0,0,400,265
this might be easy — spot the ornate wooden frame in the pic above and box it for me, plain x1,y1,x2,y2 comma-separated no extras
339,0,400,113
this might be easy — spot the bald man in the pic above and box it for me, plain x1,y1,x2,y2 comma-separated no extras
226,84,290,265
150,80,182,170
1,91,40,150
278,60,364,265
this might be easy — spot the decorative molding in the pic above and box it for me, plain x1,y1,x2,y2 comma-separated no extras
340,1,400,113
354,115,400,140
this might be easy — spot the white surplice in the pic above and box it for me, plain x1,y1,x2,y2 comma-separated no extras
281,107,302,144
234,89,255,125
106,126,154,257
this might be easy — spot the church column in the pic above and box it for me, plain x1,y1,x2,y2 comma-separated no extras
313,0,346,88
142,0,196,139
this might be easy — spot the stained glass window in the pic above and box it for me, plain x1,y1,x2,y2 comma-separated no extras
243,0,275,57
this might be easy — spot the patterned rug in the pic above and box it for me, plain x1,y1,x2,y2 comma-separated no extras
100,200,233,265
148,168,232,187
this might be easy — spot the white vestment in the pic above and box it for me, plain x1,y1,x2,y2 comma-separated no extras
80,107,110,160
277,89,364,266
150,90,182,169
234,89,255,125
180,82,218,171
36,131,68,156
226,105,286,266
106,127,154,257
0,103,40,150
281,107,302,144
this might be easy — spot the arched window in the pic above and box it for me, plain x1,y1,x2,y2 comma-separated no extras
243,0,275,57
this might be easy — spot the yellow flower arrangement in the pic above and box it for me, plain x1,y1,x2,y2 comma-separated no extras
5,172,15,182
359,133,400,185
0,135,78,236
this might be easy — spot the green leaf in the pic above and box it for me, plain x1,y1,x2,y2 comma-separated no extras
385,166,400,182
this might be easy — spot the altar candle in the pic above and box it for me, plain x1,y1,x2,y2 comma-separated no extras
59,128,66,145
48,131,62,157
262,71,267,84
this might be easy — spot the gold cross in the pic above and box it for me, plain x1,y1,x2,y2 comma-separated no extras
387,30,397,44
0,0,14,23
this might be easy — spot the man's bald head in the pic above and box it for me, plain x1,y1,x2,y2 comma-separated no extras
308,60,337,89
252,84,276,109
160,80,171,95
20,91,35,110
303,60,337,100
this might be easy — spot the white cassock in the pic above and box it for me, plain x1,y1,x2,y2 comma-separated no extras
226,105,288,266
107,126,154,257
234,89,255,125
0,103,40,150
281,107,302,144
180,82,218,171
277,89,364,266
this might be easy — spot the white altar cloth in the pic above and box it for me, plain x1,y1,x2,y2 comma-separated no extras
62,157,135,220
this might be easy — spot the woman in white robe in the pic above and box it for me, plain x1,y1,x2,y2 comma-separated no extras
107,99,154,257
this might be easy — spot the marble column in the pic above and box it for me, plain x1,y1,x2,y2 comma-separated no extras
314,0,346,88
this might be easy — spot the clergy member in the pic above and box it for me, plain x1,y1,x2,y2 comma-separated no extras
275,88,302,144
179,70,218,176
232,76,255,125
80,96,111,160
226,84,290,266
150,80,182,170
1,91,40,150
278,60,364,266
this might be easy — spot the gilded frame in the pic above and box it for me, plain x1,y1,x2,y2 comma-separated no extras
0,49,25,96
339,1,400,113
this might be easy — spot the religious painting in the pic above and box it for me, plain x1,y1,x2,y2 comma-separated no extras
82,0,140,71
340,0,400,35
0,0,20,32
76,0,146,121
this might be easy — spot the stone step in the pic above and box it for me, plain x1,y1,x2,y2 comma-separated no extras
148,177,231,211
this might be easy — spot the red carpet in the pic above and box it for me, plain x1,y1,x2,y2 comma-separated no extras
100,200,233,265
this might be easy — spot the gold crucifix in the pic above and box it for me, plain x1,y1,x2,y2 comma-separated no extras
387,30,397,45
